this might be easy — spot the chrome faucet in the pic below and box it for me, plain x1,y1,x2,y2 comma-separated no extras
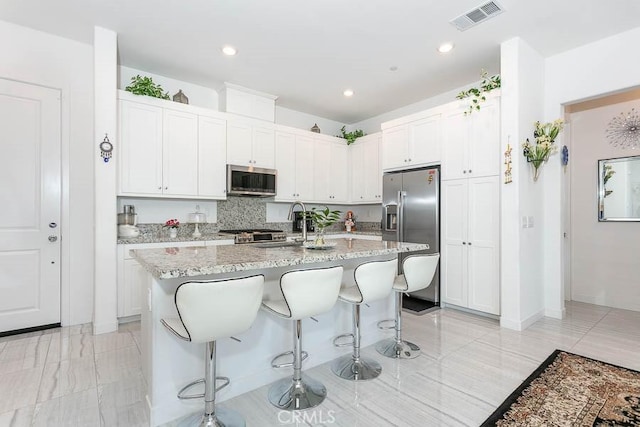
288,201,307,242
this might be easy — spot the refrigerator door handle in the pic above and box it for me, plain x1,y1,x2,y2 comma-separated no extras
397,190,406,242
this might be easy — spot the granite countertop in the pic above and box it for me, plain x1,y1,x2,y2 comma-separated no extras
132,238,427,279
118,230,382,245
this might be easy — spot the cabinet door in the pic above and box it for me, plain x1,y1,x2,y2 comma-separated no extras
226,121,253,166
330,142,349,203
123,258,146,316
469,98,500,178
441,179,468,308
295,134,315,200
313,138,331,201
467,176,500,315
198,116,227,199
350,142,366,202
252,125,275,169
441,108,469,180
275,131,296,201
409,114,441,165
363,135,382,201
163,109,198,196
119,100,163,195
381,125,408,170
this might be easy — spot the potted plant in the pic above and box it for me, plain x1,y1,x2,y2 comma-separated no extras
164,218,180,238
305,207,341,245
125,75,170,100
336,126,365,145
522,119,564,181
456,70,501,115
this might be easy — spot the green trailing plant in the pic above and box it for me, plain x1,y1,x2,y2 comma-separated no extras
337,126,365,145
456,70,501,115
125,75,170,100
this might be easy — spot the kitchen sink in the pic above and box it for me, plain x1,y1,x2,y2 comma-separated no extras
253,241,303,249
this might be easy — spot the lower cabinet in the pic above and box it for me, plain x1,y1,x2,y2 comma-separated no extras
441,176,500,315
117,240,233,318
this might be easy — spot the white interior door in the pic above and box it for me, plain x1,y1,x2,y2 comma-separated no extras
0,79,61,333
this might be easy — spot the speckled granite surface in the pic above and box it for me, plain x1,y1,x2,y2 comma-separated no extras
132,238,426,279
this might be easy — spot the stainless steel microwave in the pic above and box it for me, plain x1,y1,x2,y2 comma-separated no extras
226,165,277,197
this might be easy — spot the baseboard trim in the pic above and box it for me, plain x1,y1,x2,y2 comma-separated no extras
93,321,118,335
500,309,544,331
544,307,565,319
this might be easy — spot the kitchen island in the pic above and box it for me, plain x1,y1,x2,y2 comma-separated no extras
132,238,428,426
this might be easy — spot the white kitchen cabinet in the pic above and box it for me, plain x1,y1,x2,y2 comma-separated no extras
117,239,233,318
381,114,441,171
198,116,227,198
350,133,382,203
441,176,500,315
314,135,348,203
441,96,500,180
275,130,314,202
162,109,199,196
118,93,228,200
119,100,163,195
226,117,275,169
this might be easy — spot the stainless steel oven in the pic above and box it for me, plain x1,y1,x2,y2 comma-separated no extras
226,165,277,197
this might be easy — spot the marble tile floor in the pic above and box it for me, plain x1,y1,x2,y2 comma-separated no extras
1,301,639,426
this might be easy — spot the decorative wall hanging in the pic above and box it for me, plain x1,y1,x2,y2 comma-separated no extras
504,143,513,184
606,108,640,149
99,134,113,163
562,145,569,173
172,89,189,104
522,119,564,181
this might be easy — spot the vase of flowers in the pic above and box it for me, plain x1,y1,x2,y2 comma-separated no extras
164,218,180,238
522,119,565,181
305,207,341,245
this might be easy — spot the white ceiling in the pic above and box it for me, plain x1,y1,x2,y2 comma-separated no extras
1,0,639,123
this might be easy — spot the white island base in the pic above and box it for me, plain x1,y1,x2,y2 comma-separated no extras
140,255,398,426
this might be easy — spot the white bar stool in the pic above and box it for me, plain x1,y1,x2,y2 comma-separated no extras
331,258,397,381
161,275,264,427
262,265,344,411
376,254,439,359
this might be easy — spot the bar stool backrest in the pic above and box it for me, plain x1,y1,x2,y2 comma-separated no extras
402,254,440,293
354,259,397,303
175,275,264,343
280,266,343,320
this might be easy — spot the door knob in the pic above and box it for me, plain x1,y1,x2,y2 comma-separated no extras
48,236,58,242
49,222,57,228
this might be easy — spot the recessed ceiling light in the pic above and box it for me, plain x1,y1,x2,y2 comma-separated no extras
222,45,237,56
437,43,455,54
389,66,398,72
343,89,354,97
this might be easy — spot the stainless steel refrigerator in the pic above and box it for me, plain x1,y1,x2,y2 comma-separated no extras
382,167,440,306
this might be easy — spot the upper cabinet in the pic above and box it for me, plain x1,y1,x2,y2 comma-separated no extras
118,92,228,200
226,116,275,169
381,113,441,171
274,129,314,202
350,133,382,203
441,96,500,180
313,135,349,204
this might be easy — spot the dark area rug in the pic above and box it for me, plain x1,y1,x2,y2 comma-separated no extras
401,295,437,315
481,350,640,426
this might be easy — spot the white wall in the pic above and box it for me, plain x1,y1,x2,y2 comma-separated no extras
0,20,95,326
569,97,640,311
275,106,344,137
544,25,640,316
499,38,546,330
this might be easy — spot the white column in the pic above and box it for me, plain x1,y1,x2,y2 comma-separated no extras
93,26,118,334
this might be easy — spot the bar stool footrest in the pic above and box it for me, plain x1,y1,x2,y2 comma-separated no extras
332,333,355,347
271,350,309,368
376,319,396,330
177,376,231,400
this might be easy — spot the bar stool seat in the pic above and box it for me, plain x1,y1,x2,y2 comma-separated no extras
331,258,397,381
262,265,344,411
162,275,264,427
376,254,439,359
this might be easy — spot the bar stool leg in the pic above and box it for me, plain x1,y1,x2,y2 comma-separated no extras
375,292,420,360
268,320,327,410
178,341,245,427
331,304,382,380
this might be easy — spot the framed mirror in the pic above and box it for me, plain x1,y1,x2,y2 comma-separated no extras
598,155,640,221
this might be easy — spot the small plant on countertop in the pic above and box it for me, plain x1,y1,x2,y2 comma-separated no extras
125,75,170,100
305,207,341,245
337,126,365,145
456,70,501,115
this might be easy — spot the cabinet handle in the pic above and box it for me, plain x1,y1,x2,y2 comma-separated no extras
158,186,162,190
463,170,467,174
408,158,412,162
165,186,168,190
469,169,472,173
468,242,472,246
360,196,363,199
462,242,466,245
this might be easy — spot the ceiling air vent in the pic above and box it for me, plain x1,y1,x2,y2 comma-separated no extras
450,1,504,31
